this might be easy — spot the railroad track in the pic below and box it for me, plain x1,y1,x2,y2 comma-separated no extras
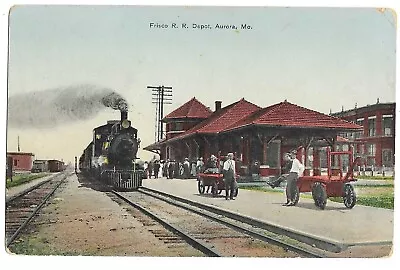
109,191,219,256
139,186,344,254
110,189,325,257
5,172,70,247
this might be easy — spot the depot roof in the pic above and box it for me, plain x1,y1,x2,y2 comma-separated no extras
163,97,213,121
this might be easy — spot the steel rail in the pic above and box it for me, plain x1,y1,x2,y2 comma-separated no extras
6,173,62,204
6,174,68,247
138,187,326,258
140,186,343,253
111,190,221,257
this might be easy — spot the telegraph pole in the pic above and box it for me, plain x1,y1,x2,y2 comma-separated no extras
147,85,172,142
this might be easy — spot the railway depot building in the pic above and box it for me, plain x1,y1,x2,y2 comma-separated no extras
331,101,395,170
144,98,363,180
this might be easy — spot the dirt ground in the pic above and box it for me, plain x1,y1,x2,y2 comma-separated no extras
7,173,202,257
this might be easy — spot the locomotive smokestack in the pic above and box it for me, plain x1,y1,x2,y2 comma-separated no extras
118,99,128,121
121,110,128,121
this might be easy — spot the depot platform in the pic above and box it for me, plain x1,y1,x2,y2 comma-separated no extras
142,177,394,252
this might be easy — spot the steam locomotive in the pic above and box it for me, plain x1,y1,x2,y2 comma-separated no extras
78,108,144,190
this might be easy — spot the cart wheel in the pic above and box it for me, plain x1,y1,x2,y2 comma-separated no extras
218,189,223,194
212,181,219,197
293,186,300,205
312,182,327,210
197,178,205,194
343,184,356,209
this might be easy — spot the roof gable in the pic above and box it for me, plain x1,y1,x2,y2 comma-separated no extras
171,99,261,140
163,97,212,120
228,101,362,130
197,99,261,133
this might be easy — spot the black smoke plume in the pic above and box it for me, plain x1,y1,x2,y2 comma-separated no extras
8,84,129,128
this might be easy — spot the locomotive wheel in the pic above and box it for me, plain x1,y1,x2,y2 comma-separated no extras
293,186,300,206
312,182,327,210
212,181,219,197
197,178,205,194
343,184,356,209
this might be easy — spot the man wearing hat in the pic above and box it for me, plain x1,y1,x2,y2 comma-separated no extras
183,158,190,179
204,155,218,174
196,157,204,175
223,153,237,200
284,149,304,206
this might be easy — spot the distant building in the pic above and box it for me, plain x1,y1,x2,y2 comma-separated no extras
6,152,35,172
331,101,395,169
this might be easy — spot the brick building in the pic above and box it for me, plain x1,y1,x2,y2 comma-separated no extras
331,101,395,169
164,97,213,141
145,98,362,179
6,152,35,172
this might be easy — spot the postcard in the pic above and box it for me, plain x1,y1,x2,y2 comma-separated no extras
2,1,398,268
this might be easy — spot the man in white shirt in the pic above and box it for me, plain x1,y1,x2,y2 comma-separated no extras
284,150,304,206
223,153,236,200
196,157,204,175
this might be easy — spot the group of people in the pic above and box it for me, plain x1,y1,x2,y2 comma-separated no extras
143,149,305,206
144,158,202,179
143,160,162,179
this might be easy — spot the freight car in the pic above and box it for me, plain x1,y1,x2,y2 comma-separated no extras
78,107,143,191
47,159,65,172
31,160,49,173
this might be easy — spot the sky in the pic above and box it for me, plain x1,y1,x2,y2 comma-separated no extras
3,2,397,164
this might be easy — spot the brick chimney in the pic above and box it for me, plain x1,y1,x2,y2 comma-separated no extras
215,101,222,111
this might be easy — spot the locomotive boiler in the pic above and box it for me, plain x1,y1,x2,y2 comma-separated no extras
79,107,143,190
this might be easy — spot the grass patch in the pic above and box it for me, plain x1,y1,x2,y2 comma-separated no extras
354,184,394,188
356,196,394,209
241,186,313,199
330,195,394,209
6,173,49,188
352,186,394,209
356,175,394,181
8,235,89,256
241,186,278,192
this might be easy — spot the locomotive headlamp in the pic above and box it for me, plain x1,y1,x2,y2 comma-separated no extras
121,119,130,129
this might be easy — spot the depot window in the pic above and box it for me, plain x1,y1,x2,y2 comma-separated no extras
170,122,183,131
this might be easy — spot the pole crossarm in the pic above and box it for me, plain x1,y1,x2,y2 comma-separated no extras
148,85,173,143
